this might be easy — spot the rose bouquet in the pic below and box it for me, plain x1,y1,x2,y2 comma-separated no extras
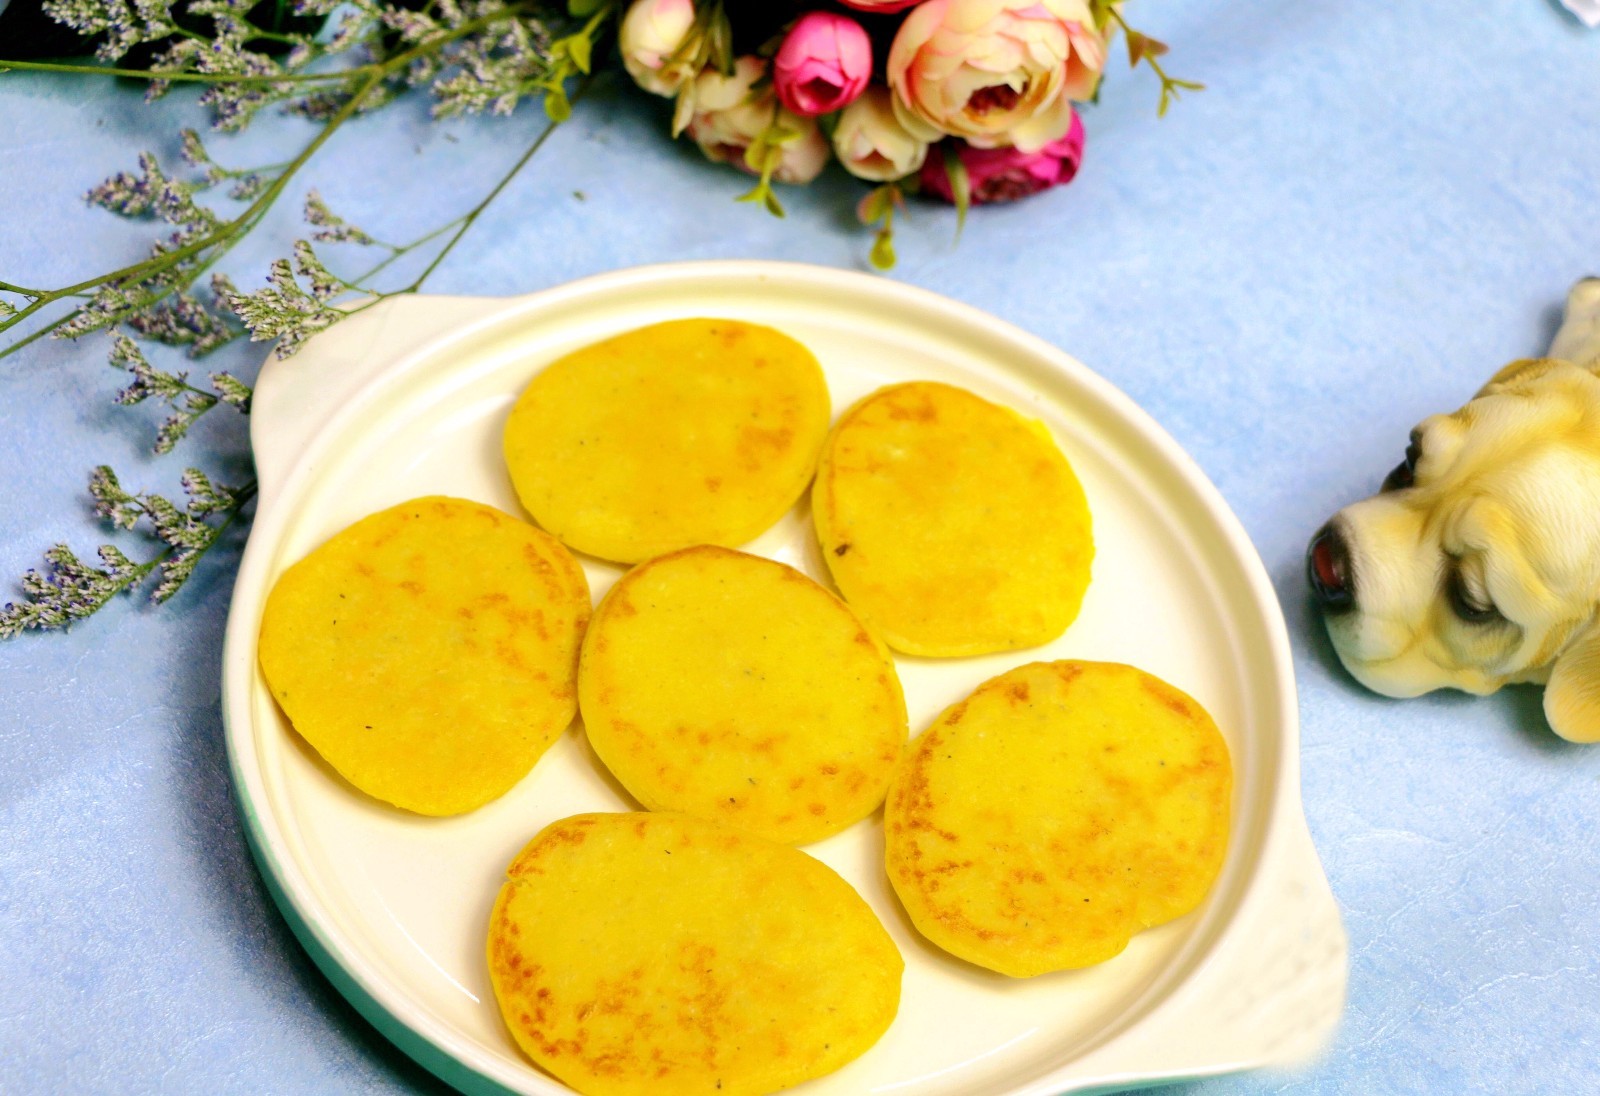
618,0,1196,264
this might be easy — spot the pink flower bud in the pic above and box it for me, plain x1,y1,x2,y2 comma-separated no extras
921,111,1085,205
773,12,873,118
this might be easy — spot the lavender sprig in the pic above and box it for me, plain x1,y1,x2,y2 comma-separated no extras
42,0,180,63
304,190,376,246
106,333,251,453
0,545,158,639
0,468,256,638
0,0,618,638
226,241,346,357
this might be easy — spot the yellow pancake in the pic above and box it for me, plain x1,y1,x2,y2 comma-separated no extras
580,545,906,844
488,812,902,1096
258,496,590,816
812,381,1093,656
885,661,1232,976
503,319,831,564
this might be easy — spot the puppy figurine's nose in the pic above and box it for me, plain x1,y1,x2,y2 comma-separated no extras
1307,524,1355,611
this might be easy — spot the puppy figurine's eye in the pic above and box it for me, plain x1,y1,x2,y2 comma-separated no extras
1448,570,1500,624
1381,438,1423,492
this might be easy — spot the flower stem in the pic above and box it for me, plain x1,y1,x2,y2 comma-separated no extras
0,58,357,85
403,101,574,293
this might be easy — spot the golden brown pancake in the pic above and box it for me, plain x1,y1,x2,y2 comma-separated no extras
579,545,906,844
503,318,831,564
885,660,1232,976
487,812,903,1095
258,496,590,815
813,381,1093,656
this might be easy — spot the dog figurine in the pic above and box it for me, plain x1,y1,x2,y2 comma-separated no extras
1309,279,1600,742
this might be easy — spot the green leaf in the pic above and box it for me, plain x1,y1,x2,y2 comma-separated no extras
870,229,896,271
568,0,605,15
566,33,593,75
859,186,892,226
736,177,786,219
708,5,734,74
942,144,971,240
1126,29,1147,67
544,86,573,123
742,141,767,175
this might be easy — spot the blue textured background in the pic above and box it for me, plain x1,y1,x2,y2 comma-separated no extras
4,1,1600,1092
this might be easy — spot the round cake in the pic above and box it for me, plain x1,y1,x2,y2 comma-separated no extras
885,660,1232,976
579,545,906,844
813,380,1094,656
487,812,903,1096
257,496,590,815
503,318,831,564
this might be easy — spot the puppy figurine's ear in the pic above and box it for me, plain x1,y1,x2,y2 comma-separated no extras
1545,622,1600,743
1550,277,1600,371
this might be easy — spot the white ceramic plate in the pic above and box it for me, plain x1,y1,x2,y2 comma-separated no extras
221,261,1346,1096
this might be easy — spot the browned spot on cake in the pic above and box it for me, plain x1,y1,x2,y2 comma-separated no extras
737,425,796,470
1141,676,1195,719
885,394,937,422
495,640,529,672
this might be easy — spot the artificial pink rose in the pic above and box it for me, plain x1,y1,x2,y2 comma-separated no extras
832,85,929,181
837,0,925,12
773,12,873,117
619,0,697,97
688,56,831,185
920,110,1085,204
888,0,1106,153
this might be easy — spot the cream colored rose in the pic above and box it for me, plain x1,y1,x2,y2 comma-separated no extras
887,0,1106,153
619,0,697,97
687,57,830,185
831,86,929,182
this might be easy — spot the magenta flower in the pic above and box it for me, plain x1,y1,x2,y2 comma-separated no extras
773,12,873,117
921,111,1086,204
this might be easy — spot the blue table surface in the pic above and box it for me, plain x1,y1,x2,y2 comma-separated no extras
4,0,1600,1091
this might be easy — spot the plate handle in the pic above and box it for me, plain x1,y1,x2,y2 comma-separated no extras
1064,818,1347,1091
249,295,510,513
